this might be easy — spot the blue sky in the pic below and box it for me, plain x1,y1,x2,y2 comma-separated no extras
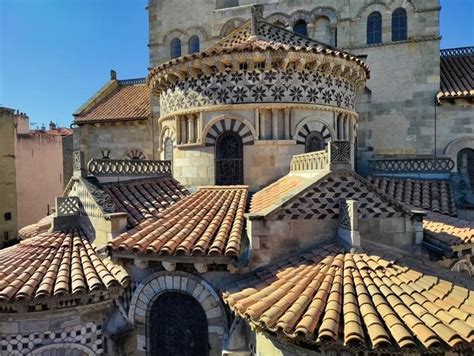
1,0,473,129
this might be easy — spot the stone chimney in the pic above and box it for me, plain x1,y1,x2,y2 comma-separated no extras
338,199,361,251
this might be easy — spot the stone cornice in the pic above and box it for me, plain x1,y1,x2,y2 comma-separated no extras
149,50,368,94
345,36,441,51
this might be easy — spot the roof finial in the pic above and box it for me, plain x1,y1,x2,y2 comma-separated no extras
250,5,263,36
110,69,117,80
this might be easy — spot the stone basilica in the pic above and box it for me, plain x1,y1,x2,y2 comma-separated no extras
1,1,473,355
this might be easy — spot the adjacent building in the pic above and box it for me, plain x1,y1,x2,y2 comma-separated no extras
0,108,65,245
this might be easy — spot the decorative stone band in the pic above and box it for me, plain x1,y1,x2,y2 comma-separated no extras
56,196,81,216
159,67,357,117
290,150,328,172
369,157,455,174
87,158,172,176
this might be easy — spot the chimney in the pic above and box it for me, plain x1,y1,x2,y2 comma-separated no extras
338,199,361,251
49,121,57,130
110,69,117,80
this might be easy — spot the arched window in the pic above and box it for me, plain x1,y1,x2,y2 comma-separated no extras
392,8,407,41
126,149,146,160
305,131,326,153
170,38,181,59
367,12,382,44
149,292,208,356
101,149,111,159
314,16,331,45
164,137,173,161
188,35,200,54
293,20,308,37
215,131,243,185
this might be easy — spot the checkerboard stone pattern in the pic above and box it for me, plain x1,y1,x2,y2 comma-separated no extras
273,174,403,220
0,321,104,355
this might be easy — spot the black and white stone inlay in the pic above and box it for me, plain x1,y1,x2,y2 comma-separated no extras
160,68,356,116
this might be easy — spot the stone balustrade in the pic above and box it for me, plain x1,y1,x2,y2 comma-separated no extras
368,157,454,174
290,150,329,172
87,158,172,176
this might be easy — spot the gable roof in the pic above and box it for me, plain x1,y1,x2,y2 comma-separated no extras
249,170,409,219
438,47,474,100
223,243,474,353
0,229,129,304
148,16,369,82
101,175,189,227
108,186,248,258
74,78,150,124
368,176,457,216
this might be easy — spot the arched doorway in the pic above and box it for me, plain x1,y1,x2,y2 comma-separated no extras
215,131,243,185
149,292,209,356
305,131,326,152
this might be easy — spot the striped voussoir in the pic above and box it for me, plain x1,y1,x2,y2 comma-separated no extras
205,118,254,146
296,121,332,145
223,244,474,353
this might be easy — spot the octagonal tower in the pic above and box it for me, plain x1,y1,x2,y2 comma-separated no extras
148,7,369,191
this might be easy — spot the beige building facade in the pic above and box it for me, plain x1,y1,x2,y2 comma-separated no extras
0,108,64,246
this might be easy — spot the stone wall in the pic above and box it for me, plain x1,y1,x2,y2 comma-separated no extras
74,120,155,164
437,99,474,166
0,108,18,245
356,40,440,158
248,218,338,268
166,107,350,191
149,0,445,162
0,302,113,355
15,132,64,229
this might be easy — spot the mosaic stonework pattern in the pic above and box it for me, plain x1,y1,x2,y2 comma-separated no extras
273,174,403,220
0,321,104,355
330,140,351,163
56,197,80,216
160,68,356,116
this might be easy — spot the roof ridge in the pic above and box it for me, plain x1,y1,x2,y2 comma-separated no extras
117,77,146,85
440,46,474,57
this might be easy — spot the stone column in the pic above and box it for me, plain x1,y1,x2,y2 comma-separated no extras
271,109,278,140
284,108,290,139
338,199,360,251
187,114,194,143
260,109,266,140
254,108,260,139
181,117,187,144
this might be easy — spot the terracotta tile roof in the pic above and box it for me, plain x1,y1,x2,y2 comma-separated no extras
18,214,53,240
223,244,474,352
108,186,248,258
0,229,129,304
74,79,150,124
439,47,474,99
101,175,189,227
250,175,311,214
424,212,474,248
148,18,369,83
368,176,457,216
46,127,73,137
